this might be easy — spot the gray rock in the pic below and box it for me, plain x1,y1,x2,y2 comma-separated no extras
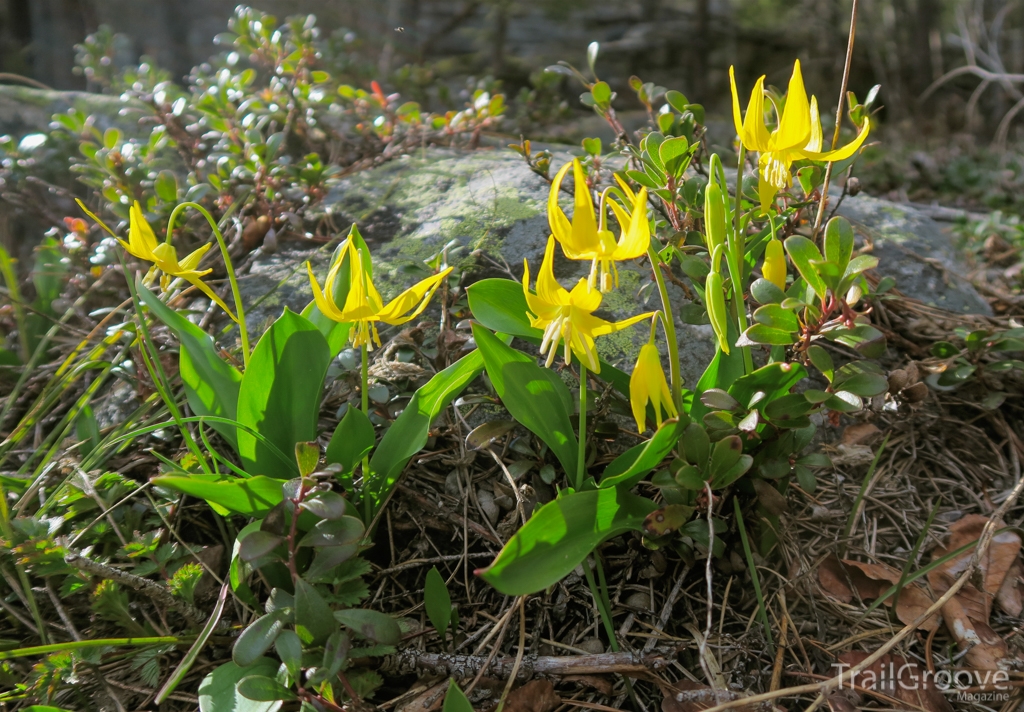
0,84,144,138
242,148,989,391
834,193,991,315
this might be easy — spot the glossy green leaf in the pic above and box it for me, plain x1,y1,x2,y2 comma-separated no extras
139,282,241,448
301,300,351,359
300,491,348,520
478,488,657,595
443,679,474,712
836,372,889,397
326,407,375,474
728,362,806,412
424,566,452,638
295,579,337,645
274,630,302,681
298,516,364,548
753,304,799,332
807,345,834,382
681,422,710,466
738,323,797,346
153,474,284,517
750,278,786,305
237,675,296,702
784,236,827,301
334,608,401,645
823,217,854,276
237,309,330,479
233,612,286,667
600,418,685,489
199,659,282,712
367,349,483,510
472,324,577,478
238,530,283,562
294,441,319,477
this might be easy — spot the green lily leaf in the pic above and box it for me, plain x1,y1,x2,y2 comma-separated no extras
600,418,685,489
326,407,375,475
472,324,577,479
237,309,331,479
478,487,657,595
443,679,474,712
152,474,284,517
367,349,483,513
139,281,241,448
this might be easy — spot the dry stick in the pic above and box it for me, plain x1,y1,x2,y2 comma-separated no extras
699,482,720,695
496,596,527,712
382,646,678,679
643,563,691,653
465,598,518,694
811,0,860,242
64,550,206,625
699,453,1024,712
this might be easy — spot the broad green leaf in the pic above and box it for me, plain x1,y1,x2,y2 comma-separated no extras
689,321,744,422
784,236,827,301
199,659,282,712
750,278,786,305
367,350,483,510
843,254,879,280
443,679,474,712
238,530,283,562
298,516,364,548
139,282,241,448
472,324,577,478
478,488,657,595
738,324,797,346
334,608,401,645
155,170,179,202
600,418,685,489
836,372,888,397
237,309,330,479
326,408,375,474
274,630,302,681
233,612,286,667
153,474,284,517
807,345,834,382
707,435,742,482
424,566,452,638
823,217,854,276
294,441,319,477
237,675,296,702
753,304,799,332
681,422,710,467
824,390,863,412
294,579,336,645
300,491,348,520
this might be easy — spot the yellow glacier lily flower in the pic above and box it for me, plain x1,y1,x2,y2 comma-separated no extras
629,328,677,433
548,158,650,293
307,234,452,350
762,238,787,291
523,236,654,373
121,202,237,321
730,60,871,213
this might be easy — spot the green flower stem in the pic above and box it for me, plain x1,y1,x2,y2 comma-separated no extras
123,255,211,473
0,636,182,661
166,202,250,369
582,555,618,651
361,343,372,523
731,146,754,375
577,363,587,490
646,245,682,412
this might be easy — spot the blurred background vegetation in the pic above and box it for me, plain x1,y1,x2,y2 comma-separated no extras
1,0,1024,211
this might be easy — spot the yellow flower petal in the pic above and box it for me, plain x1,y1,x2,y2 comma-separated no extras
568,278,601,313
762,238,787,291
129,201,158,260
184,274,237,322
535,237,567,305
774,60,811,151
799,116,871,163
548,161,574,246
376,267,453,325
804,96,823,153
570,159,598,257
178,243,213,272
730,66,771,152
609,187,650,260
629,340,676,432
307,261,347,322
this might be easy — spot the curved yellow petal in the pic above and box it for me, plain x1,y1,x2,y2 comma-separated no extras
548,161,574,246
611,187,650,260
730,66,771,152
757,161,781,215
178,243,213,272
376,267,453,324
804,96,823,153
535,237,568,305
568,278,602,313
307,261,348,323
774,60,811,151
129,202,159,260
799,116,871,163
629,344,654,432
585,309,656,337
184,275,237,322
613,172,637,205
762,238,787,290
569,159,599,254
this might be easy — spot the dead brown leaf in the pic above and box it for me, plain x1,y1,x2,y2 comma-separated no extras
499,680,560,712
841,423,881,446
661,682,760,712
817,555,939,630
837,652,952,712
396,680,448,712
996,556,1023,616
825,692,859,712
561,675,614,696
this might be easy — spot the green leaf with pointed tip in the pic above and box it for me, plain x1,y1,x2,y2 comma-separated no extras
472,324,577,478
138,281,241,448
294,579,337,645
785,236,827,301
823,217,855,276
199,659,282,712
367,349,483,512
153,474,284,517
334,608,401,645
233,611,287,667
237,309,331,479
600,418,686,489
443,679,474,712
478,488,657,595
294,442,320,477
237,675,296,702
424,566,452,638
807,345,834,382
326,407,375,474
